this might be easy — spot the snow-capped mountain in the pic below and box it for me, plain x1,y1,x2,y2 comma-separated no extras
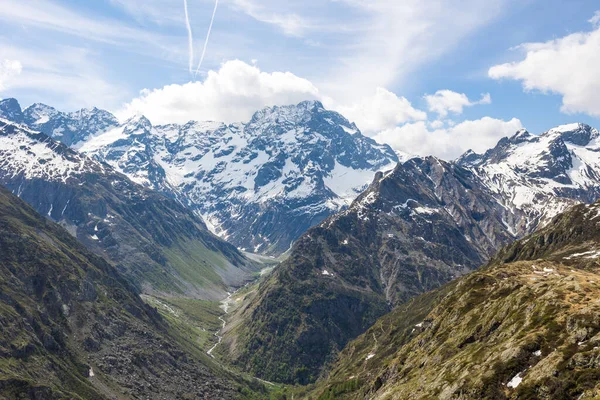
1,98,399,255
0,99,120,146
0,117,257,299
458,123,600,235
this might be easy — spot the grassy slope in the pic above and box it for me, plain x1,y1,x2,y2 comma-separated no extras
308,201,600,399
0,186,273,399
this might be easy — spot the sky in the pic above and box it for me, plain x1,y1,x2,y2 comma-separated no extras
1,0,600,160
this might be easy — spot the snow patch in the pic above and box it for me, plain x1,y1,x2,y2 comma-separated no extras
507,372,523,388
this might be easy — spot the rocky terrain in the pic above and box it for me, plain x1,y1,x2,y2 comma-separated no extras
311,198,600,399
0,98,398,255
0,186,266,399
0,117,258,299
459,123,600,232
223,123,600,385
221,157,522,384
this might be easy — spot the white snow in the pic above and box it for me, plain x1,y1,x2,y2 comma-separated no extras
35,115,50,124
507,372,523,388
76,126,129,153
341,125,358,135
469,124,600,235
365,353,375,361
413,206,438,215
565,250,600,259
322,269,333,276
0,119,101,183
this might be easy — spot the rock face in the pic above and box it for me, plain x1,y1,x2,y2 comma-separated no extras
312,199,600,400
458,123,600,233
224,158,523,384
225,124,600,385
0,98,398,255
0,186,243,399
0,118,257,299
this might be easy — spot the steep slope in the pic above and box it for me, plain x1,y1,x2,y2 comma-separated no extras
458,123,600,233
226,123,600,385
222,157,522,384
1,98,398,255
0,118,257,299
0,186,246,399
312,200,600,400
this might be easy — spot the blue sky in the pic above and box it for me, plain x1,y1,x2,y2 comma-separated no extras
1,0,600,159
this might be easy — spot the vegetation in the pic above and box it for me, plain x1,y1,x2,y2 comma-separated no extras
307,200,600,399
0,186,267,399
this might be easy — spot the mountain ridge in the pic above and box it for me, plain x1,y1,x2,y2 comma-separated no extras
0,117,258,300
0,98,399,255
310,197,600,399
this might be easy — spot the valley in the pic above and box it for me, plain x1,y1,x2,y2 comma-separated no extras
3,97,600,399
4,3,600,399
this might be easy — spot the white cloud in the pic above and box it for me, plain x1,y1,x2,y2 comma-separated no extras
0,42,125,110
0,0,186,64
374,117,523,160
118,59,320,124
0,60,22,92
429,120,444,129
229,0,315,37
330,87,427,134
424,90,491,117
489,16,600,117
317,0,510,100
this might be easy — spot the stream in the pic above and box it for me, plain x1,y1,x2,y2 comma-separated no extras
206,266,275,358
206,291,232,357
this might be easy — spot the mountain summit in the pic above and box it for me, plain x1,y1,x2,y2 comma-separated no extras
1,98,398,255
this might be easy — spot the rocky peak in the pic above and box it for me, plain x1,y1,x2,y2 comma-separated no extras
509,128,534,144
455,149,483,166
0,98,24,123
548,122,599,146
123,115,153,134
23,102,60,125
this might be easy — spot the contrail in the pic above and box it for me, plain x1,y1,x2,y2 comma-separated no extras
194,0,219,78
183,0,194,74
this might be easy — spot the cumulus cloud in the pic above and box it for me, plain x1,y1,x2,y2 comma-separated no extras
0,59,22,91
330,87,427,134
424,90,491,118
489,16,600,117
118,59,517,161
374,117,523,160
119,59,320,124
119,60,426,130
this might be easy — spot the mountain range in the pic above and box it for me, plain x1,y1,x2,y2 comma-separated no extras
0,98,398,255
3,95,600,399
